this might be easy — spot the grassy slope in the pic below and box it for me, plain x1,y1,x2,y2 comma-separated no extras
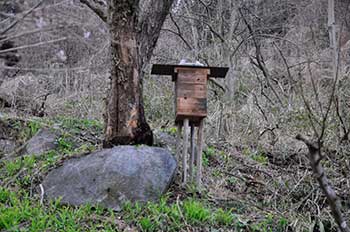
0,116,333,231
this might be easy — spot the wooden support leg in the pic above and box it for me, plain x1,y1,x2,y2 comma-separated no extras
176,123,182,161
196,119,204,189
189,124,195,181
182,119,189,185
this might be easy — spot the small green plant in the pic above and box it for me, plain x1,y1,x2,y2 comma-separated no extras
212,169,221,177
57,136,74,153
183,199,211,224
227,177,238,185
41,150,60,169
214,208,234,226
250,214,288,232
4,159,22,176
167,127,177,136
242,147,269,165
23,155,36,169
73,143,96,154
122,201,143,221
278,217,288,231
204,146,215,156
139,217,155,232
203,146,216,166
203,154,209,166
20,120,42,141
18,174,31,187
218,150,230,163
28,120,41,135
0,187,11,203
251,152,268,165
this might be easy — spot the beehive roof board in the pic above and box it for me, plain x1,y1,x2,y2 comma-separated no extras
151,64,229,79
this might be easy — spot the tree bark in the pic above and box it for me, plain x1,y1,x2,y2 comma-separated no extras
103,0,174,147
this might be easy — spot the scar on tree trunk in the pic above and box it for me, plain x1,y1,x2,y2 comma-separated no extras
103,10,153,147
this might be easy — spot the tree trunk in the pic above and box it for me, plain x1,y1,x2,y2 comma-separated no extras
103,0,174,147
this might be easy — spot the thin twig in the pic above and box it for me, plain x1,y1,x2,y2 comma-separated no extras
1,0,44,35
0,37,67,55
39,184,45,205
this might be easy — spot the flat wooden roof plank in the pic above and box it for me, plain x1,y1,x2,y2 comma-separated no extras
151,64,229,78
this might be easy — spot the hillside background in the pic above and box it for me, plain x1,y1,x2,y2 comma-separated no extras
1,0,350,231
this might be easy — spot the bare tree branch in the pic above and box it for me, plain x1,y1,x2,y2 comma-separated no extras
137,0,175,65
162,13,193,50
0,37,67,55
0,26,68,44
161,28,192,50
1,0,44,35
296,134,350,232
334,96,349,142
239,7,284,106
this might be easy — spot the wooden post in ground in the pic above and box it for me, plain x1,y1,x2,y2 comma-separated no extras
196,119,204,189
182,119,189,185
176,123,182,161
189,124,195,181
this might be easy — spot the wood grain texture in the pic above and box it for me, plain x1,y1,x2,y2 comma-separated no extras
176,83,207,99
175,67,210,76
176,123,182,161
177,74,207,84
190,125,195,181
182,119,189,185
196,119,204,189
176,97,207,116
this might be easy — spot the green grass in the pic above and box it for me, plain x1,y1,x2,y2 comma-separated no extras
251,152,268,165
249,214,290,232
121,197,240,231
203,146,216,166
57,135,75,153
0,116,295,231
54,116,103,133
183,199,211,224
0,149,289,232
0,188,119,231
161,126,178,136
4,159,22,176
242,147,269,165
214,208,234,226
8,118,43,142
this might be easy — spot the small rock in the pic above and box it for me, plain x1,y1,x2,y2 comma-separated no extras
23,128,59,156
42,146,177,210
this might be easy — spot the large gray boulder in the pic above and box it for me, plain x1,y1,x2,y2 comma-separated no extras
42,146,177,210
23,128,59,156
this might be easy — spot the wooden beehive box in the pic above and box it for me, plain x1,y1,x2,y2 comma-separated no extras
174,67,209,124
151,64,228,125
